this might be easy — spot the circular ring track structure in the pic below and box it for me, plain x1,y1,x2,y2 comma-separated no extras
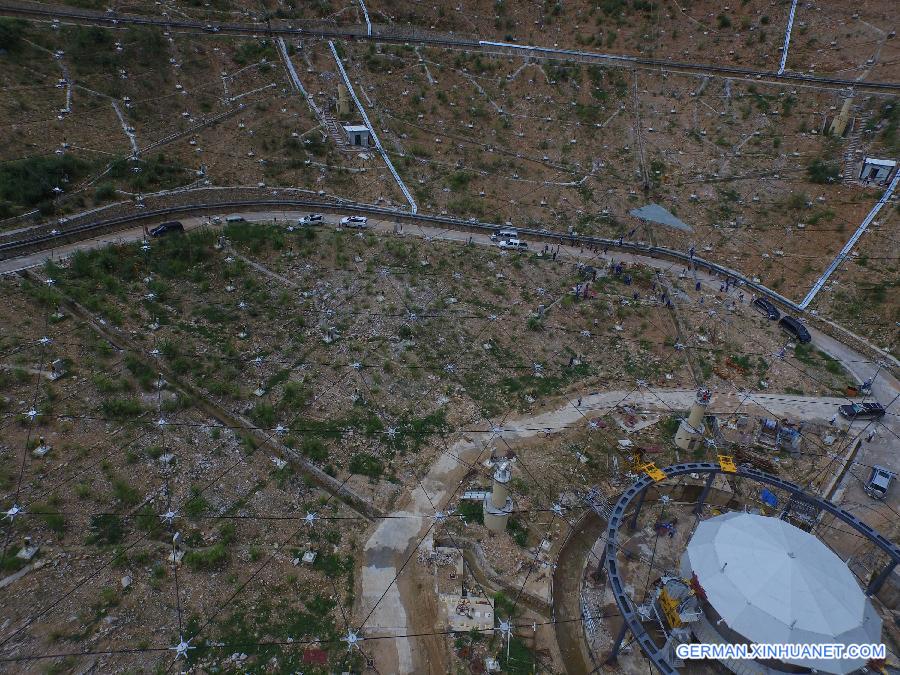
603,462,900,674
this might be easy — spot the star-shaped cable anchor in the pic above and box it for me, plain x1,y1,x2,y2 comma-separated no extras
161,510,178,526
140,241,151,252
497,617,513,657
24,408,39,421
157,417,168,427
274,424,287,436
38,336,53,345
551,502,565,517
351,361,362,371
342,629,363,651
4,504,24,522
169,635,194,660
385,426,398,441
149,348,160,357
304,511,318,527
444,363,455,374
433,510,452,525
588,419,599,430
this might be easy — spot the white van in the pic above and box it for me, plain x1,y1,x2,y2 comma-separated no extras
491,227,518,242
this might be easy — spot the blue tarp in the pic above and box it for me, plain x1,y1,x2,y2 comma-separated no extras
760,488,778,508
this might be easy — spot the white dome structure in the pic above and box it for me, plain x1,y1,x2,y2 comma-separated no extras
681,512,882,674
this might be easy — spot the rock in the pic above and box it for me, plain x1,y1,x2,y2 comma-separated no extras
121,575,132,589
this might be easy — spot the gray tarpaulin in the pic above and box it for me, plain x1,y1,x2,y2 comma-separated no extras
629,203,692,232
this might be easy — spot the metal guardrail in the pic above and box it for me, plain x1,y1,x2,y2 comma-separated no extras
0,197,798,310
604,461,900,674
2,1,899,92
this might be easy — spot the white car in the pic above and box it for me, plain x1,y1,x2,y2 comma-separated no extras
499,238,528,250
491,228,518,242
299,214,324,225
340,216,369,228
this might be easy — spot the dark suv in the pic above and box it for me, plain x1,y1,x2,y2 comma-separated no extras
150,221,185,237
779,315,811,343
838,402,886,420
752,297,780,320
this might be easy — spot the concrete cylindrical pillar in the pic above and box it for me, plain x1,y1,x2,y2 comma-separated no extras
484,461,513,534
491,462,511,509
686,388,710,428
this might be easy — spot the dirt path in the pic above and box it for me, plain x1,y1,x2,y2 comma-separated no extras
358,386,858,672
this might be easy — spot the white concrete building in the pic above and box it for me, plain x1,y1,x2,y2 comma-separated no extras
342,124,371,148
859,157,897,185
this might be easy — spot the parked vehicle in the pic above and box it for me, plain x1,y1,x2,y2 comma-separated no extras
864,465,895,499
225,215,245,223
752,297,780,321
149,221,185,237
838,402,886,420
491,228,518,242
299,214,324,225
340,215,369,228
499,238,528,250
779,315,811,343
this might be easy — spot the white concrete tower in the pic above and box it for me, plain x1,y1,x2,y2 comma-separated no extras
483,460,514,533
674,388,711,452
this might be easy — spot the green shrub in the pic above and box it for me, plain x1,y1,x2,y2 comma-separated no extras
0,156,89,214
184,486,209,519
301,437,328,461
458,500,484,524
348,452,383,479
35,504,66,534
88,514,124,545
0,18,26,53
250,402,276,429
313,552,351,578
101,397,143,419
807,159,839,184
184,544,228,570
506,517,528,547
94,182,116,203
112,478,140,506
